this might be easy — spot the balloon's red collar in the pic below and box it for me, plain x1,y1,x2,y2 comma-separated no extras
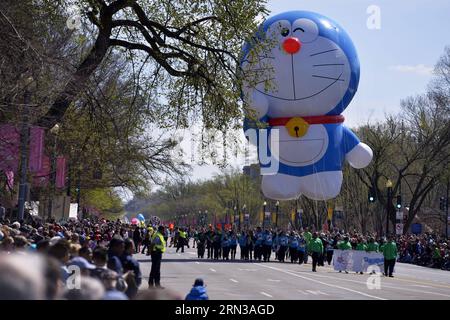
268,115,345,126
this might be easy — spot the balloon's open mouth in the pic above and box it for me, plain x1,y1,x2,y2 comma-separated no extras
277,139,326,164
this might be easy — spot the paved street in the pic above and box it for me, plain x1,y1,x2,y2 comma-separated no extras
136,242,450,300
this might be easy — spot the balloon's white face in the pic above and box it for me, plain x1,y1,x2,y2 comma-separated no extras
243,19,351,117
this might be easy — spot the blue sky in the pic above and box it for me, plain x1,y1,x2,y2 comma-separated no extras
154,0,450,189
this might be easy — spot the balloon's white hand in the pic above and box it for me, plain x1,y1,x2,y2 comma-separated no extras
346,142,373,169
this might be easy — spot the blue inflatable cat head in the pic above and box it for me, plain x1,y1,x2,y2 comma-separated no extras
241,11,360,116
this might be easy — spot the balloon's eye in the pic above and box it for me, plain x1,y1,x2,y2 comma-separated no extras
281,28,290,37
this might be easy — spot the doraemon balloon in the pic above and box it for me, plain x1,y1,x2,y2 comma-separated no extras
242,11,373,201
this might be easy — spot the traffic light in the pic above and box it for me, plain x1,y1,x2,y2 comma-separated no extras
396,195,402,209
440,197,447,211
368,188,376,203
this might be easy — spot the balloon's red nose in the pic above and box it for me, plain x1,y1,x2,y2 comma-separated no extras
283,37,301,54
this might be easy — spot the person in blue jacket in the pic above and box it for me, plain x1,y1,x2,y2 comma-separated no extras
185,278,209,300
254,227,264,261
277,231,289,262
238,232,248,260
221,235,230,260
263,230,273,262
229,231,238,260
289,232,299,263
297,235,307,265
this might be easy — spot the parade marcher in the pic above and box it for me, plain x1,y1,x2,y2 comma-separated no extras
297,234,306,264
247,230,255,261
337,236,352,273
367,237,379,253
221,234,230,260
303,228,312,264
356,237,368,274
318,233,327,266
263,229,273,262
239,231,248,260
206,226,214,259
197,229,206,259
382,235,398,277
213,229,222,260
288,232,299,263
176,228,187,253
309,232,324,272
254,228,264,261
277,231,288,262
324,235,334,265
148,226,166,288
229,231,238,260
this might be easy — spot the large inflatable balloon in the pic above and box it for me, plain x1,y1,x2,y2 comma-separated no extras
137,213,145,221
131,217,139,225
242,11,373,201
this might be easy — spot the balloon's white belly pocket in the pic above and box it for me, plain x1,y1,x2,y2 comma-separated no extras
269,124,329,167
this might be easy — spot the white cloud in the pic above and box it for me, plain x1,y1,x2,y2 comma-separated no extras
388,64,434,76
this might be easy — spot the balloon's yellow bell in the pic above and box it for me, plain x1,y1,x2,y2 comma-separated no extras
285,117,309,138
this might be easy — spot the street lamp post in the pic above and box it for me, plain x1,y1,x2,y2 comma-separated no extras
275,201,280,229
386,179,393,236
263,201,267,229
242,204,247,230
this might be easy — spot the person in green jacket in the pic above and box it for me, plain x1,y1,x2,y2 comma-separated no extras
303,228,312,264
356,238,367,274
366,237,379,252
382,235,398,277
309,232,323,272
337,236,352,273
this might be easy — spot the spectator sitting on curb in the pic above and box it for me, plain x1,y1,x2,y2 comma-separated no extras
185,278,208,300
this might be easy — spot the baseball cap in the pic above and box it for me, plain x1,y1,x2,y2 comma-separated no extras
68,256,96,270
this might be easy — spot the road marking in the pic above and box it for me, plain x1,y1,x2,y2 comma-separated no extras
187,252,196,255
260,292,273,298
411,285,430,288
238,268,257,271
298,290,308,295
255,263,386,300
195,262,200,264
177,253,181,256
290,269,450,298
209,268,216,272
267,279,281,282
230,279,239,283
306,290,319,295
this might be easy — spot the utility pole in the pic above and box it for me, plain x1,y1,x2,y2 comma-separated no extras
47,124,59,220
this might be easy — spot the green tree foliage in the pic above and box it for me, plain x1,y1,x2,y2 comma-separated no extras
83,187,124,219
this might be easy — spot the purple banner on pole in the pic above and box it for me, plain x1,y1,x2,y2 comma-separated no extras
32,155,50,187
29,127,45,172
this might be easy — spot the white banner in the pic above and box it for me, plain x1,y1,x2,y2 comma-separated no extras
332,250,384,273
